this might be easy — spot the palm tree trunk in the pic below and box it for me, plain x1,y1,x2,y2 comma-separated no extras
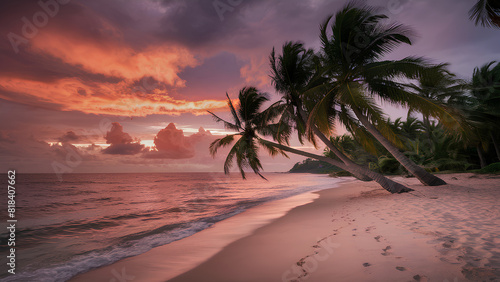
260,139,413,193
353,109,446,186
297,108,372,181
476,145,487,168
423,115,432,140
310,126,371,181
490,132,500,161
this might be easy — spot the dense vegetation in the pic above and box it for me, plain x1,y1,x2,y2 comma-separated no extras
292,114,500,175
289,158,341,174
209,1,500,193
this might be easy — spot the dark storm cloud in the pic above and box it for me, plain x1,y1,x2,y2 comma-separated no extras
154,0,342,51
154,0,259,48
369,0,500,78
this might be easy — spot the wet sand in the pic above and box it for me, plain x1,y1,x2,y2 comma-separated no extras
71,173,500,282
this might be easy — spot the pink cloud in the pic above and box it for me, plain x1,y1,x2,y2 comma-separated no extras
144,123,215,159
103,122,144,155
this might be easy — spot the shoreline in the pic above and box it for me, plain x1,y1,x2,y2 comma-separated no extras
69,178,347,282
71,173,500,281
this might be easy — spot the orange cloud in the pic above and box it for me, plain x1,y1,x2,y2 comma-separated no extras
240,56,269,87
31,30,197,87
0,15,229,116
0,77,228,116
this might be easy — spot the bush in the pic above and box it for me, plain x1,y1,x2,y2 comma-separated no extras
377,156,401,174
479,162,500,173
431,158,473,172
329,170,352,177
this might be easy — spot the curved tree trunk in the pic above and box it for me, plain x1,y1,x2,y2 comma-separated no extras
297,107,372,181
490,132,500,162
260,139,413,193
477,145,487,168
353,109,446,186
311,127,372,181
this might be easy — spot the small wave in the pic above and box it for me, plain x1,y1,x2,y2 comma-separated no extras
1,219,122,241
166,207,183,212
81,197,123,204
0,222,213,282
40,202,81,209
72,190,99,195
140,217,162,222
103,209,168,221
129,199,166,205
184,198,220,203
236,198,267,207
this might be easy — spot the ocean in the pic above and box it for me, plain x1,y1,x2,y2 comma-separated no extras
0,172,341,282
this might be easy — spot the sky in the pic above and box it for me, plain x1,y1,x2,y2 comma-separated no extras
0,0,498,175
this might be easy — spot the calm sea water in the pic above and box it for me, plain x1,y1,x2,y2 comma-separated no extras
0,172,340,282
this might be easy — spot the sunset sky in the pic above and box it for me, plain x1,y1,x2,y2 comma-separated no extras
0,0,498,174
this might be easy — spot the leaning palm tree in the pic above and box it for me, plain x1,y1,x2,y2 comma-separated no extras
469,0,500,28
267,41,420,192
313,2,467,186
210,86,413,193
269,41,373,181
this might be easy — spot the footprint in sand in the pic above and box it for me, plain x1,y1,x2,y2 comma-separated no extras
365,226,375,233
413,274,429,281
374,235,382,242
381,245,392,256
395,266,406,271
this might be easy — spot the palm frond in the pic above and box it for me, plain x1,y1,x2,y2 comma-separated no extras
226,93,241,129
208,111,241,131
258,138,289,158
469,0,500,28
223,138,241,175
337,109,379,155
209,134,238,157
238,87,269,123
362,57,432,80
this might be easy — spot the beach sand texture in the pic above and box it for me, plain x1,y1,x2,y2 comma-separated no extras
72,173,499,282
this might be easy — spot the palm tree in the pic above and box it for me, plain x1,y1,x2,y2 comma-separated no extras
327,134,378,167
269,41,373,181
469,0,500,28
210,86,412,193
399,117,425,140
268,41,422,191
469,62,500,164
312,2,470,186
406,64,466,132
208,87,274,179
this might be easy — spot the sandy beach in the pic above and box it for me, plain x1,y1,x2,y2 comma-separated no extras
71,173,500,282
